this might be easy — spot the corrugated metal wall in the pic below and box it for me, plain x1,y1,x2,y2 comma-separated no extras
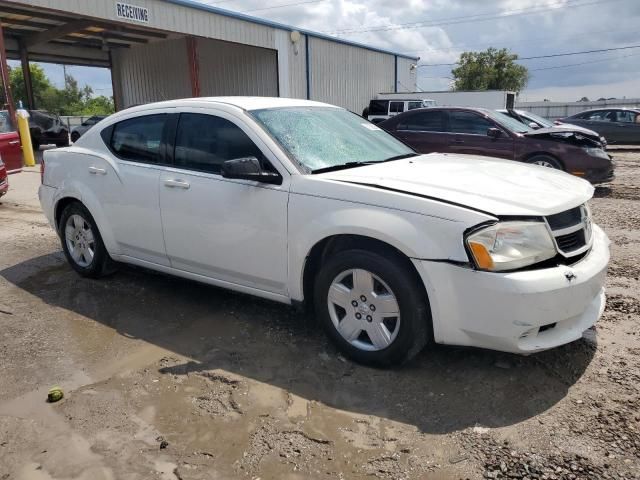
308,37,395,113
19,0,275,50
111,38,191,107
197,38,278,97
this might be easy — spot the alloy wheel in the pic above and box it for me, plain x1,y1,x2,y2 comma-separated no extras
327,269,401,351
65,214,95,267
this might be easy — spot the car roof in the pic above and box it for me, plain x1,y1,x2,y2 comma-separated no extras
575,107,640,113
121,97,335,114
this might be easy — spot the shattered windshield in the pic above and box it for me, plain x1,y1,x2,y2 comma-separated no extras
251,107,414,172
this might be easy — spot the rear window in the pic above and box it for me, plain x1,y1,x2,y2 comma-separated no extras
0,111,15,133
368,100,388,116
109,114,166,163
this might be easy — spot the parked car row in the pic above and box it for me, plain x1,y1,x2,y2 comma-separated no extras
40,97,610,367
379,107,614,184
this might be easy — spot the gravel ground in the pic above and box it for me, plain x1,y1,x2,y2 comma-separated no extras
0,153,639,479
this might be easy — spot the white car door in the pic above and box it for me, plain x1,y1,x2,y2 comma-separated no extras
158,110,289,296
93,113,170,266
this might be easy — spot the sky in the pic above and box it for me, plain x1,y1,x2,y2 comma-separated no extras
13,0,640,102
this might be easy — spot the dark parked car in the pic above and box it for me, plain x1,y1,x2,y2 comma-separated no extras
29,110,69,149
558,108,640,144
380,107,614,184
71,115,107,142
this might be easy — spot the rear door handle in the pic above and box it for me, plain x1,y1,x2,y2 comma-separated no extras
452,139,464,144
8,140,20,145
164,178,190,189
88,166,106,175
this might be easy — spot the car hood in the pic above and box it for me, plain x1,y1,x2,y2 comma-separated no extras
317,153,594,217
524,125,604,146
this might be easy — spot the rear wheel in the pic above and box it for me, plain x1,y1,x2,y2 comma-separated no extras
314,249,430,367
527,155,563,170
59,202,116,278
70,131,80,143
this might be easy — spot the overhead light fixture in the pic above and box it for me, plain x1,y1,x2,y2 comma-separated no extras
290,30,301,55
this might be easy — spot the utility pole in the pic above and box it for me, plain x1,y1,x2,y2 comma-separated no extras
63,64,68,89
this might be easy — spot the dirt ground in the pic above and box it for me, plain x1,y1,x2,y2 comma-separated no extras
0,152,639,480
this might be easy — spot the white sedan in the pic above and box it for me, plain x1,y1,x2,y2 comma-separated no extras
39,97,610,366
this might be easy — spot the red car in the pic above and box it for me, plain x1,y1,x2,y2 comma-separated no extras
0,157,8,198
380,107,614,184
0,111,23,174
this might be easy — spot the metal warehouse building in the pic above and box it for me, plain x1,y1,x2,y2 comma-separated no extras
0,0,418,113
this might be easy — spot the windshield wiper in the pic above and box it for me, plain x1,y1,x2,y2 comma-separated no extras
312,153,419,174
382,153,419,162
312,162,374,174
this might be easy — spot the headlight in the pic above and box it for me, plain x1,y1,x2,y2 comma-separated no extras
583,147,609,160
466,221,557,271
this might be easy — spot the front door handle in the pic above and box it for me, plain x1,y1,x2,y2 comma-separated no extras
164,179,190,189
452,139,464,144
8,140,20,145
88,166,106,175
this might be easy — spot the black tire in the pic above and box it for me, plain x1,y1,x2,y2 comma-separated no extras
314,249,430,367
56,138,70,147
70,132,80,143
31,139,40,151
59,202,116,278
526,155,563,170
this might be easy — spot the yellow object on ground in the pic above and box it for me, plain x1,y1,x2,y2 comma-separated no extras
47,386,64,403
16,109,35,167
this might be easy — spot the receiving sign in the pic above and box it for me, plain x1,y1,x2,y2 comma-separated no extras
116,2,149,23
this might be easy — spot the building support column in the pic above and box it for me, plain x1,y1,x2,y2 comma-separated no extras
19,40,35,109
394,55,398,93
305,34,310,100
108,50,120,111
187,37,200,97
0,22,16,122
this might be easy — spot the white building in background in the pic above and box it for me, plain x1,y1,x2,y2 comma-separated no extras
0,0,419,113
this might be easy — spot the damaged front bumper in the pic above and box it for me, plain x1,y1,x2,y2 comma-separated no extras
413,224,610,354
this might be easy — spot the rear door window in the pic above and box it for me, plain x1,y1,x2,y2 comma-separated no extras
407,102,423,111
614,110,637,123
389,102,405,114
110,114,166,163
449,111,495,135
397,110,447,132
173,113,267,174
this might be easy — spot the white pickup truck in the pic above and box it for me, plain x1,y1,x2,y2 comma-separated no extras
39,97,610,366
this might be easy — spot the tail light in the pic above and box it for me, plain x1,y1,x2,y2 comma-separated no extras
40,158,45,184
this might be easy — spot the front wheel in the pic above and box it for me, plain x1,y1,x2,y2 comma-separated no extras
526,155,563,170
314,249,430,367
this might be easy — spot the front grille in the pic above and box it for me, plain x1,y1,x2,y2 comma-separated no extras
555,229,586,253
547,206,582,230
545,204,592,257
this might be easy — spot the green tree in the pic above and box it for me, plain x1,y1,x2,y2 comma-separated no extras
8,65,114,116
451,48,529,92
9,64,57,109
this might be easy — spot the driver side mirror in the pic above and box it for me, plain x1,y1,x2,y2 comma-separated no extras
221,156,282,185
528,122,541,130
487,127,503,138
